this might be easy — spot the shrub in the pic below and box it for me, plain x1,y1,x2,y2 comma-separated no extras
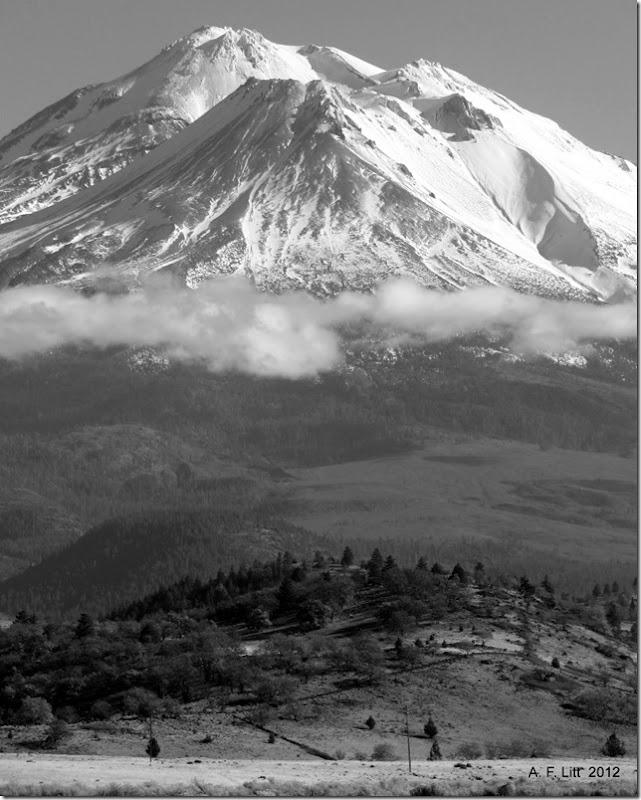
121,688,162,718
602,733,626,757
90,700,112,721
248,705,274,727
54,706,78,724
410,786,440,796
485,739,532,759
455,741,483,760
365,715,376,730
14,697,54,725
371,743,398,761
145,736,160,761
335,748,346,760
551,656,560,668
200,734,212,744
42,719,71,750
268,732,276,744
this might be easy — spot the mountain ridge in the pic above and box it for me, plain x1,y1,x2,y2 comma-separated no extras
0,26,636,301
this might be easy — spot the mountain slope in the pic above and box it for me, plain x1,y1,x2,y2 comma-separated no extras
0,27,635,300
0,27,320,223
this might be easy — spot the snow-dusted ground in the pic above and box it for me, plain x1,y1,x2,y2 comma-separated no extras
0,754,636,795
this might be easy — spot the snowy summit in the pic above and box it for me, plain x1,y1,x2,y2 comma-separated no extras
0,25,636,300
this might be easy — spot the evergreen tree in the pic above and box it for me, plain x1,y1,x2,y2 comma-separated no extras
367,549,384,582
603,583,611,596
541,575,554,594
146,736,160,762
592,583,602,599
450,563,468,584
365,716,376,730
382,555,397,573
612,581,620,594
424,717,438,739
606,601,622,631
416,557,429,571
277,577,297,612
340,547,354,568
75,613,95,639
13,610,37,625
601,733,626,757
428,740,442,760
282,551,295,573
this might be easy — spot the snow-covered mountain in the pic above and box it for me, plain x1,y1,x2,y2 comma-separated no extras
0,26,636,300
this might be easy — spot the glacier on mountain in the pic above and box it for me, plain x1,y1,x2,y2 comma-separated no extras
0,26,635,302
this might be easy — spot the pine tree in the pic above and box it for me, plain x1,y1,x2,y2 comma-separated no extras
424,717,438,739
380,554,396,573
75,613,95,639
428,740,442,760
341,547,354,568
365,716,376,730
367,549,384,582
450,563,468,584
606,601,622,631
277,577,297,612
592,583,602,599
602,733,626,757
473,562,486,585
146,736,160,762
519,576,536,599
416,556,429,571
541,575,554,594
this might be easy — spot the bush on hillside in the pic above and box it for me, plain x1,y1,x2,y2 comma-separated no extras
454,741,483,760
371,743,398,761
42,719,71,750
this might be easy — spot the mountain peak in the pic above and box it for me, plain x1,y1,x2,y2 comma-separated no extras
0,26,635,301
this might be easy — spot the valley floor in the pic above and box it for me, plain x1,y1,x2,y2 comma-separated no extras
0,754,637,796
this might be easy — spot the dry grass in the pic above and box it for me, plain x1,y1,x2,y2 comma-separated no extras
1,776,637,797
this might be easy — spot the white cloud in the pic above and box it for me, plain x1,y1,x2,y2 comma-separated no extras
0,276,635,377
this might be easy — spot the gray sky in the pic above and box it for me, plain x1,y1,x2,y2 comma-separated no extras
0,0,636,161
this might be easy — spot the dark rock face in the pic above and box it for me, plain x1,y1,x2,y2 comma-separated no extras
424,93,500,140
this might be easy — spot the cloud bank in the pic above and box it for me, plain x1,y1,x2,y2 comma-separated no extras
0,277,635,377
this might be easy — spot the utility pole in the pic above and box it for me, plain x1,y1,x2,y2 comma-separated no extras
148,714,153,764
405,704,412,774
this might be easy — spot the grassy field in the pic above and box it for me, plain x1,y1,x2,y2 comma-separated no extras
287,438,636,586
